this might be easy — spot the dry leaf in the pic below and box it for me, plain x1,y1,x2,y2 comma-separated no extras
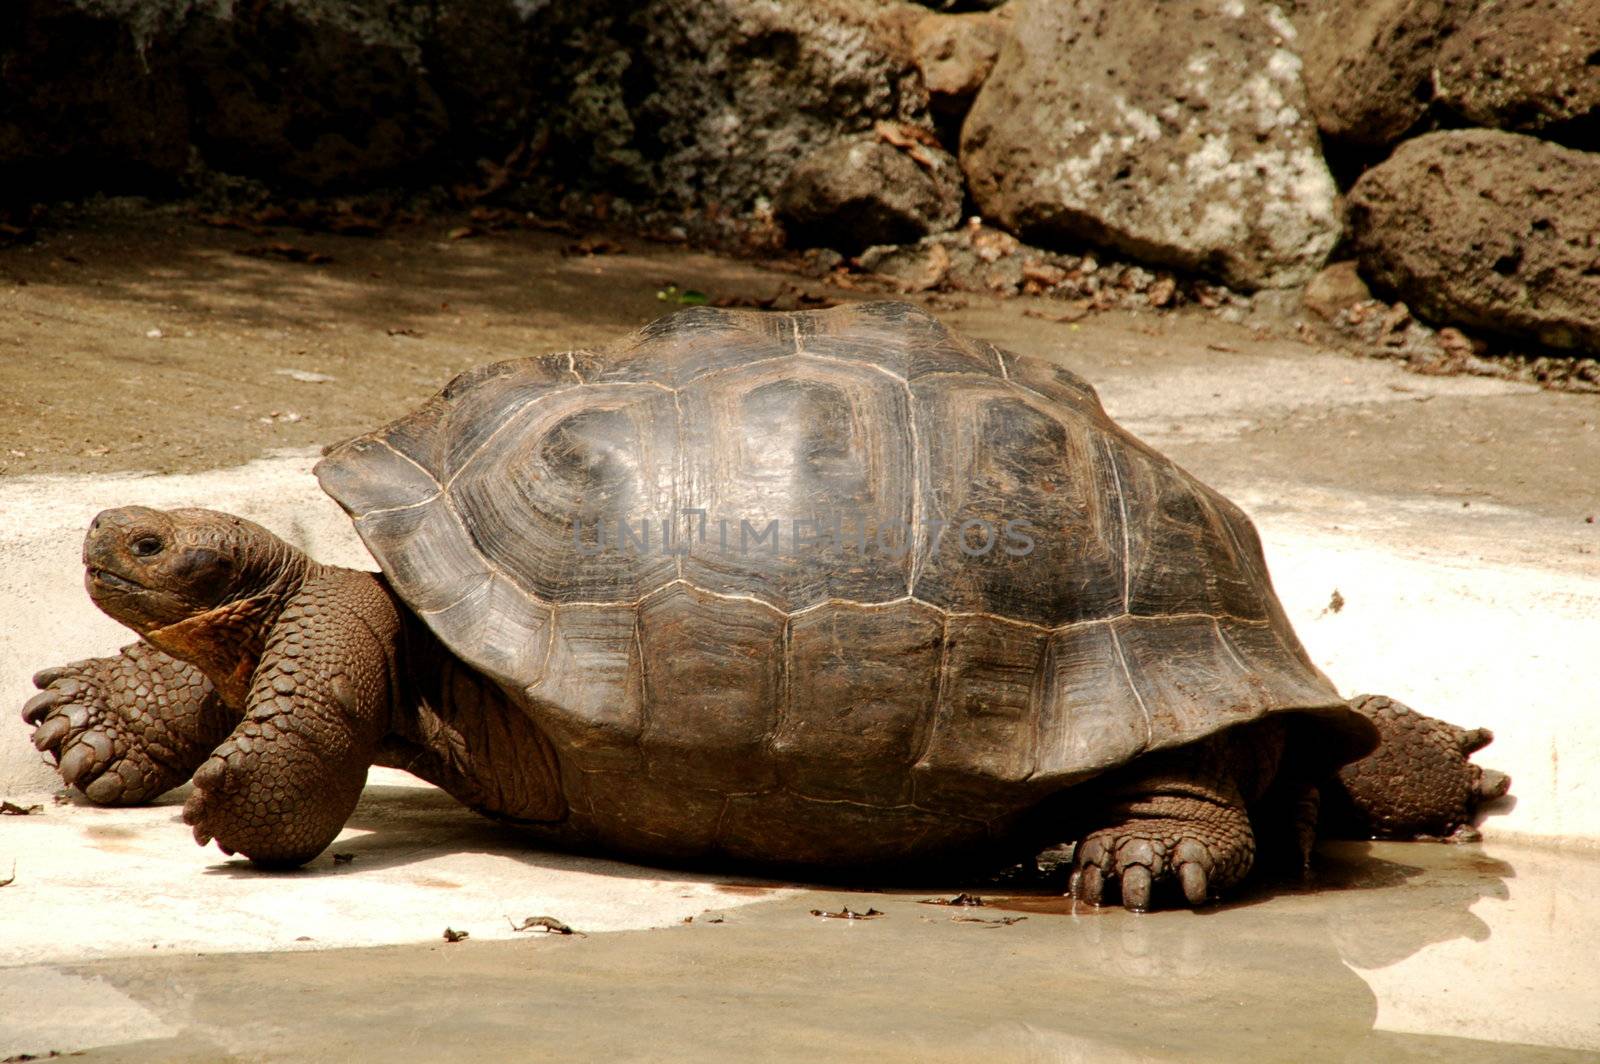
1023,303,1090,324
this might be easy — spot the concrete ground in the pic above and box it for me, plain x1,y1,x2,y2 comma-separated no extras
3,837,1598,1062
1,212,1597,1060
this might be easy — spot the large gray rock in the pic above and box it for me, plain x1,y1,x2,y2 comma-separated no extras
776,132,962,252
564,0,935,214
1348,130,1600,352
961,0,1339,290
1434,0,1600,148
1293,0,1464,147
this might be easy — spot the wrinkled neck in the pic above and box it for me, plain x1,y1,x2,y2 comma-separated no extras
144,547,331,710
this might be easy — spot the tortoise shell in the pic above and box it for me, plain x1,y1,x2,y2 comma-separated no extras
316,301,1363,861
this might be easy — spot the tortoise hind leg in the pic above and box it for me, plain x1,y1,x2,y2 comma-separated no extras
372,663,567,828
1068,720,1285,912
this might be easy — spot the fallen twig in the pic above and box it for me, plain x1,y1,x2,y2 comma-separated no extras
509,915,585,937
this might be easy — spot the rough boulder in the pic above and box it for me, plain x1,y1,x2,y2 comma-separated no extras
1434,0,1600,149
1348,130,1600,352
550,0,935,215
1292,0,1461,147
776,131,963,253
961,0,1340,290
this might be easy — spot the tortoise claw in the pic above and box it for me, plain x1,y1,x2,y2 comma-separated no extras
1120,864,1153,912
1178,860,1209,906
1458,727,1494,755
57,742,102,787
1074,864,1105,906
22,688,61,725
31,665,78,689
30,714,71,754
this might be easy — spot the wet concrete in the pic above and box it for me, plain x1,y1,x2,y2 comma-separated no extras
3,841,1596,1062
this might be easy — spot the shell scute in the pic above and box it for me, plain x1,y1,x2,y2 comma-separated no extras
797,299,1004,381
773,600,945,805
677,356,914,610
910,374,1123,626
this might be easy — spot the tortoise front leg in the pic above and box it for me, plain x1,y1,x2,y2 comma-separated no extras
182,570,398,867
22,643,237,805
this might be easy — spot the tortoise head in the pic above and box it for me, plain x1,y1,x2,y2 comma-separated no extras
83,506,304,637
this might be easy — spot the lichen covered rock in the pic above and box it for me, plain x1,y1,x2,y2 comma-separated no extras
2,0,939,218
540,0,933,215
961,0,1339,290
1348,129,1600,352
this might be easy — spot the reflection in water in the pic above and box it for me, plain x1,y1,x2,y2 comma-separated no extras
1312,841,1512,971
988,838,1513,975
934,840,1533,1061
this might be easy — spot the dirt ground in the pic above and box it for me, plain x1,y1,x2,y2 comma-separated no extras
1,205,1597,534
1,207,801,478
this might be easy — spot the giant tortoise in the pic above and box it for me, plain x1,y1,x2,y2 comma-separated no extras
21,302,1506,910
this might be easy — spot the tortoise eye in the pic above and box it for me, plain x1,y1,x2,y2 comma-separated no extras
130,535,164,557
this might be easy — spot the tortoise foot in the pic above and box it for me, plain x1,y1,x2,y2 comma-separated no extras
182,725,365,868
21,649,225,806
1069,803,1255,912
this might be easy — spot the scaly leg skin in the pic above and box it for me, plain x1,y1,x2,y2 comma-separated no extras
182,570,397,868
1069,724,1282,912
21,643,237,805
